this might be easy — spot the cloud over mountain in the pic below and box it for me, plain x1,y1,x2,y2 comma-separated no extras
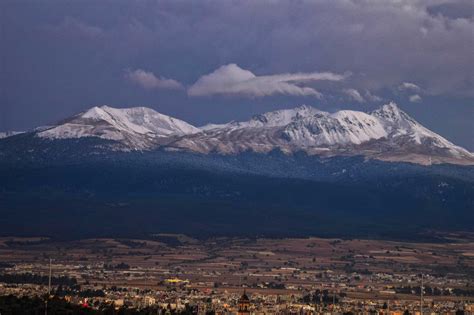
399,82,422,92
409,94,422,103
188,64,346,98
125,69,183,90
2,0,473,150
344,89,365,103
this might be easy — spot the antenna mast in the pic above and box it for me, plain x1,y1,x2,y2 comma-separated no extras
45,258,52,315
48,258,52,296
420,273,424,315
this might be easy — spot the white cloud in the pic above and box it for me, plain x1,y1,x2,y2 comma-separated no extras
399,82,422,92
364,90,382,102
187,64,347,98
125,69,184,90
409,94,422,102
343,88,365,103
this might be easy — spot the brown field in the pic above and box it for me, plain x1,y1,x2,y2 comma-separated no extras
0,233,473,300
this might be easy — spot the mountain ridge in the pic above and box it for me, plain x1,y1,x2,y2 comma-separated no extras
38,105,200,150
2,102,473,165
171,102,473,165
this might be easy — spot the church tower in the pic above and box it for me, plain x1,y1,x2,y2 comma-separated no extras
237,290,251,315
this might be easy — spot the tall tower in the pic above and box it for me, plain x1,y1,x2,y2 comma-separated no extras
238,290,251,315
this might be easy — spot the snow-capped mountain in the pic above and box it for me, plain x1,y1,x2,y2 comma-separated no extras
171,102,473,165
3,103,472,165
38,105,199,150
371,103,461,150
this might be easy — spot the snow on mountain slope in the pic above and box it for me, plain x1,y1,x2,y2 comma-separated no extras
26,102,473,164
0,131,24,139
199,122,235,131
38,105,199,150
281,110,387,146
371,102,471,157
170,103,473,165
174,105,393,152
246,105,327,128
199,105,324,131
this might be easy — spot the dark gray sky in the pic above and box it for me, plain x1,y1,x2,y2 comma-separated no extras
1,0,473,149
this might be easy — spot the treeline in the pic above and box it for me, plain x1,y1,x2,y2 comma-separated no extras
0,262,14,269
55,285,106,298
0,273,77,286
301,290,342,304
0,295,99,315
0,295,204,315
115,239,146,248
395,286,474,297
104,262,130,270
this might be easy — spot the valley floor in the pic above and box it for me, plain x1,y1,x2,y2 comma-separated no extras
0,235,473,313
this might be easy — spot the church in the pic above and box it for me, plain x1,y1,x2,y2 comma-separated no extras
237,291,251,315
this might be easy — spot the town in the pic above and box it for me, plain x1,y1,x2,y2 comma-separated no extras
0,235,473,314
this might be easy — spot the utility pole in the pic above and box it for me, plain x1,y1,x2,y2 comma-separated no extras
48,258,52,296
420,273,424,315
332,283,336,315
45,258,52,315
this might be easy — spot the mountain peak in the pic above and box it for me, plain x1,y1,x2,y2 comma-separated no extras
295,104,313,111
293,104,327,117
27,104,472,165
81,105,109,119
38,105,200,149
381,101,400,112
248,105,326,128
371,101,415,127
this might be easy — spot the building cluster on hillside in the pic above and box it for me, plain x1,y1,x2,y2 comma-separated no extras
1,281,472,314
1,237,473,314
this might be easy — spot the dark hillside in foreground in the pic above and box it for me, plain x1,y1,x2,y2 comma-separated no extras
0,137,473,240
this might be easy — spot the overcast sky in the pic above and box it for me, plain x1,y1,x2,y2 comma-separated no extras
1,0,473,149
